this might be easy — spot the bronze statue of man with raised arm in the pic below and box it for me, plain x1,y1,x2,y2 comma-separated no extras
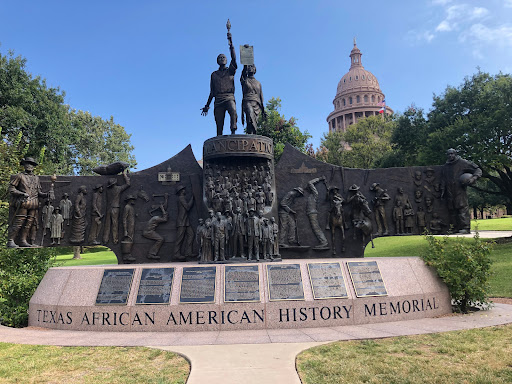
201,20,238,136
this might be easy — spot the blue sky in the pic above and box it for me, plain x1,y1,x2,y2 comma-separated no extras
1,1,511,170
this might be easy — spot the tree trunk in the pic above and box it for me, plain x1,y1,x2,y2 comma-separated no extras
72,246,82,260
507,202,512,216
479,208,484,219
473,206,477,219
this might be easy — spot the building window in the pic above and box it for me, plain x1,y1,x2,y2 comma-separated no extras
372,95,375,102
378,96,381,103
349,97,353,105
356,75,359,80
364,95,368,103
343,99,346,106
349,76,352,81
356,95,360,103
362,75,365,80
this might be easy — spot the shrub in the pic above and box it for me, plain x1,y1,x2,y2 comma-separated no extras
422,232,493,313
0,247,55,327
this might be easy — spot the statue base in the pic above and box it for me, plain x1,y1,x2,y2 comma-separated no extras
29,257,451,332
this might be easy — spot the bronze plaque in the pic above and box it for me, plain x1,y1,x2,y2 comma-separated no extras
179,266,216,304
224,265,260,303
307,262,348,299
266,264,304,301
95,269,134,305
347,261,387,297
136,268,174,305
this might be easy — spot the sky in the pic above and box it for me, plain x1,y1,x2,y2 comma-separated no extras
1,0,511,170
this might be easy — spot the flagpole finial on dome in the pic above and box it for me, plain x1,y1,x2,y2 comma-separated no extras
353,37,356,46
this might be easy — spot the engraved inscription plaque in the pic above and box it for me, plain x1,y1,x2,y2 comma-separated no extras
224,265,260,303
267,264,304,301
96,269,134,305
307,262,348,299
136,268,174,304
240,45,254,65
347,261,387,297
180,266,216,303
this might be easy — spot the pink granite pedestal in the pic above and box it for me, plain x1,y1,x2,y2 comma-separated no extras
28,257,452,332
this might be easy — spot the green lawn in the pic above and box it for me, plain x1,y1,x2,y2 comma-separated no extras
297,324,512,384
54,246,117,266
0,343,189,384
366,235,512,298
472,217,512,230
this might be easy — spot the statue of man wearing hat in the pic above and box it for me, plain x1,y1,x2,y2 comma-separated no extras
7,157,48,248
441,148,482,234
89,184,104,245
103,170,131,244
370,182,390,236
175,185,195,261
278,186,304,247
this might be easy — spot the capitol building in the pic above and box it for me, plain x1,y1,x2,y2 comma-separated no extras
326,41,393,133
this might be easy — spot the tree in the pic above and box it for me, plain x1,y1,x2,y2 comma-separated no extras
420,71,512,213
0,49,136,176
256,97,311,160
68,110,136,175
0,50,72,173
315,130,345,166
468,177,506,219
317,115,395,169
380,106,428,168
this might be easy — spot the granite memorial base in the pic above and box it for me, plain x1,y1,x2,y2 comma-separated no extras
28,257,452,332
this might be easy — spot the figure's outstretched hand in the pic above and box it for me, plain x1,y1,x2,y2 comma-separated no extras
201,106,209,116
227,32,232,45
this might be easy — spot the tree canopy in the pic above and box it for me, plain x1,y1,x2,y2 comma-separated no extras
316,115,395,169
0,49,136,176
256,97,312,160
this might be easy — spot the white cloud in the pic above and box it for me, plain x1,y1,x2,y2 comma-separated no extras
460,23,512,47
435,4,489,33
436,20,452,32
406,30,435,44
431,0,452,5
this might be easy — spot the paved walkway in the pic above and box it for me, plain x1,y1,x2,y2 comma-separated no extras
1,303,512,383
444,230,512,238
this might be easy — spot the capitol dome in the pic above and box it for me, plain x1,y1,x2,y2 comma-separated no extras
327,41,392,133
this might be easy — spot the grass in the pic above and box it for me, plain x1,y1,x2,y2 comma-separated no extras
0,343,189,384
54,246,117,266
366,235,512,298
296,324,512,384
472,217,512,230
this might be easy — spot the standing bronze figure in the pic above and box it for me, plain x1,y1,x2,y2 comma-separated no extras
103,171,131,244
370,183,390,236
175,185,195,261
441,148,481,233
89,184,104,245
70,186,88,244
240,62,265,134
201,20,238,136
306,177,329,249
7,157,48,248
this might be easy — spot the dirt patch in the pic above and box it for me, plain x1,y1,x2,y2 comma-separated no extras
490,297,512,305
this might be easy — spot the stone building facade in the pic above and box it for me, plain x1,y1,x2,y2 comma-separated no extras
327,41,393,133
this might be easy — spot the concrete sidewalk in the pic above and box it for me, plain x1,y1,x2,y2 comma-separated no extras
1,303,511,384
